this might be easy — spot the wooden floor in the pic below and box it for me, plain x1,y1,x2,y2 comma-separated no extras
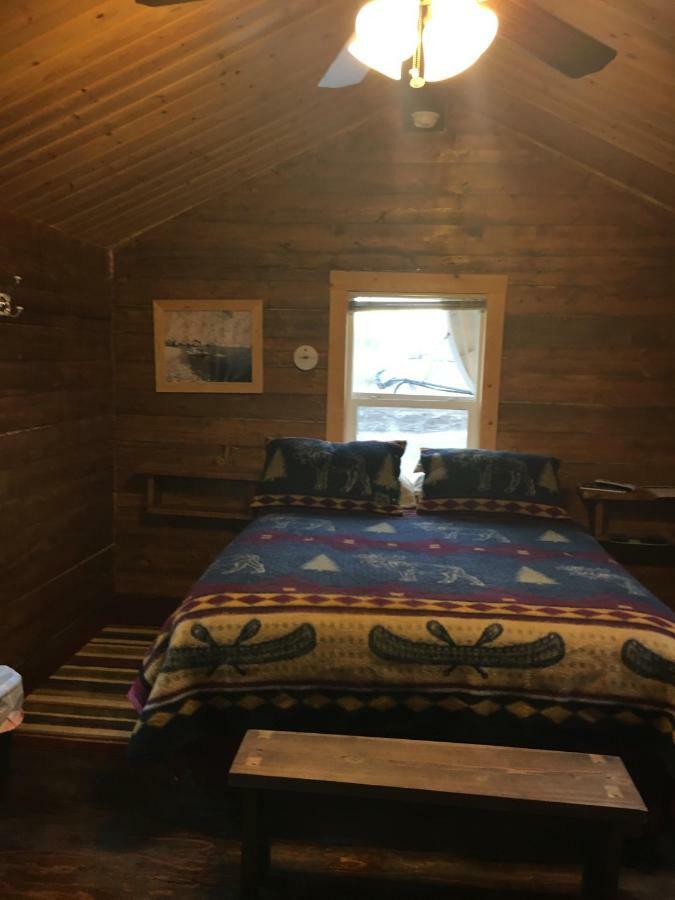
2,738,675,899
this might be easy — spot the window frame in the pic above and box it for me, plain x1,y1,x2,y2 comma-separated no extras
326,271,507,450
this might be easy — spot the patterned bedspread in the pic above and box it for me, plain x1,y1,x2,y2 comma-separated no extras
128,510,675,763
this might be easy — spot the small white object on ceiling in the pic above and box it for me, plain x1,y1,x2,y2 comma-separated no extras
293,345,319,371
411,109,440,129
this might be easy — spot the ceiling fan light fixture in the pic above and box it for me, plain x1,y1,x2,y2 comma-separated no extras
347,0,498,86
348,0,419,80
422,0,498,81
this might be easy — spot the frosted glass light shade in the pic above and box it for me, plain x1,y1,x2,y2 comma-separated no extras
422,0,498,81
348,0,419,80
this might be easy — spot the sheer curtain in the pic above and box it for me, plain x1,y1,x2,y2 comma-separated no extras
446,309,481,393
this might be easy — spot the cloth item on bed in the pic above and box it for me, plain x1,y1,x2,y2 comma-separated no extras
417,448,566,518
128,509,675,766
399,473,423,509
251,438,406,515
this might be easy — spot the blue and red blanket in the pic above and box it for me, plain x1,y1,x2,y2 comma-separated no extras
129,510,675,763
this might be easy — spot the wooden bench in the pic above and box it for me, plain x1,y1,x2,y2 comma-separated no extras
229,730,647,899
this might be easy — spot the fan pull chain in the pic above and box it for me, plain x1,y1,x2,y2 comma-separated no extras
409,0,430,88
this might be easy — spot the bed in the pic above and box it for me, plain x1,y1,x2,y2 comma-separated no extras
128,507,675,768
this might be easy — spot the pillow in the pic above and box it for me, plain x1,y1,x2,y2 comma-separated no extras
417,448,567,519
251,437,406,515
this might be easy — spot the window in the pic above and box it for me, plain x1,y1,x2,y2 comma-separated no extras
327,272,506,478
348,296,484,476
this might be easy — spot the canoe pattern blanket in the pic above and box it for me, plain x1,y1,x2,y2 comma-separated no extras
128,510,675,762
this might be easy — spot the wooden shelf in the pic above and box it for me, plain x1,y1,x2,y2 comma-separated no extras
602,539,675,567
578,484,675,503
137,465,259,482
146,505,251,522
140,468,257,523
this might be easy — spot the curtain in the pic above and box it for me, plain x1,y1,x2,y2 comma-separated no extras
446,309,481,394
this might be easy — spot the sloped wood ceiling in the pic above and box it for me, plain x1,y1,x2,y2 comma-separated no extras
1,0,387,247
1,0,674,247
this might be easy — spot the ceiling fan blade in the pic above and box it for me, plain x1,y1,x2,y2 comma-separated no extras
136,0,204,6
319,45,369,88
495,0,616,78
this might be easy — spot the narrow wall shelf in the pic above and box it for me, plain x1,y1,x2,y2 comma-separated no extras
138,466,259,523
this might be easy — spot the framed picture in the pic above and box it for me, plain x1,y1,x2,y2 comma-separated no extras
153,299,263,393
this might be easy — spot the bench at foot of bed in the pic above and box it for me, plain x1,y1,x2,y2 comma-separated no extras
229,730,648,900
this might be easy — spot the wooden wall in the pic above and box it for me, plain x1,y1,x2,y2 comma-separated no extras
113,108,675,603
1,213,113,686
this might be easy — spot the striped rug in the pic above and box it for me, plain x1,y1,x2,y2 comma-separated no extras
20,626,157,744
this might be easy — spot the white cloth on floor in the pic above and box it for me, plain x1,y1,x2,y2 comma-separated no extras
0,666,23,733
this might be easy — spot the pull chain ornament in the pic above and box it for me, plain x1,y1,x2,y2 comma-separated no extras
409,0,429,87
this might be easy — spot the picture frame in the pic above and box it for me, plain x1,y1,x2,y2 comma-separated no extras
153,299,263,393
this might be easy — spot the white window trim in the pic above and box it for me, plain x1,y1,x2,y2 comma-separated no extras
327,271,507,449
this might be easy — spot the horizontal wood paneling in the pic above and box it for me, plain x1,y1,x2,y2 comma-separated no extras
0,212,113,683
114,110,675,603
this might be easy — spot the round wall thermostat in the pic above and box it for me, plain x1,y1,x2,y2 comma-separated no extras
293,345,319,371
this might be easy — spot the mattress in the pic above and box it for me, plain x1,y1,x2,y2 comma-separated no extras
128,509,675,764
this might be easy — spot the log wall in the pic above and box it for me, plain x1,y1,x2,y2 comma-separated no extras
114,109,675,603
1,213,113,685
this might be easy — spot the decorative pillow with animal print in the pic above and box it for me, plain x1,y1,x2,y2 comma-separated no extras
251,437,406,515
417,448,567,519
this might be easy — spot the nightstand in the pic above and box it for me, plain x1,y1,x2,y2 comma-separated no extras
578,484,675,607
578,484,674,543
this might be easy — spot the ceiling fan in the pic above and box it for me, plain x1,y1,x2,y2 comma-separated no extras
135,0,616,88
318,0,617,90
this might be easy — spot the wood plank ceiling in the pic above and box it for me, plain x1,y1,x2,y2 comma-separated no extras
1,0,674,248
